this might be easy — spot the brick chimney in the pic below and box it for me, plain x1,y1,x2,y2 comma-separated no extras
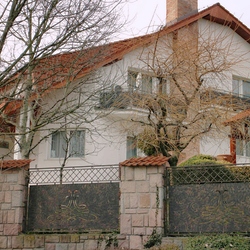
167,0,198,23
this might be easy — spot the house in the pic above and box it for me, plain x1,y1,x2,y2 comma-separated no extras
1,0,250,168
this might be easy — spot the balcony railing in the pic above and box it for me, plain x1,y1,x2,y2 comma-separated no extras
99,89,151,109
200,90,250,110
98,88,250,111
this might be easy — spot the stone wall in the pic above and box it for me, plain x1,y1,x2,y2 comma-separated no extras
0,160,170,250
120,164,168,249
0,233,128,250
0,164,128,250
0,166,28,237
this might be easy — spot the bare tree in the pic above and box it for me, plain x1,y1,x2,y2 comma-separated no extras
0,0,128,160
122,23,250,166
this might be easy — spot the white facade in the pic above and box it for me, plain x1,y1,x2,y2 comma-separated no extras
1,12,250,167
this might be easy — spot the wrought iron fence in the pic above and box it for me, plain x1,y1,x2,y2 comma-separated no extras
29,165,119,185
27,165,120,232
165,164,250,235
166,163,250,185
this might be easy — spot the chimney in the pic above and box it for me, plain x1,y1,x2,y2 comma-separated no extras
167,0,198,23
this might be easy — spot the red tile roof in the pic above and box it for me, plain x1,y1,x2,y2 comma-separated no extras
0,159,34,169
3,3,250,116
120,156,170,167
223,109,250,126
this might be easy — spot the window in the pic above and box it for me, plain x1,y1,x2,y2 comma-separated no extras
158,77,170,95
128,70,170,95
127,136,137,159
236,139,250,157
128,71,138,92
50,130,85,158
128,71,152,94
233,77,250,98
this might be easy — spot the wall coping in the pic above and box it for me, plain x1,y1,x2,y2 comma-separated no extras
120,156,170,167
0,159,33,170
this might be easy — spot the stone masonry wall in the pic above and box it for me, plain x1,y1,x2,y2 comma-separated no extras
0,162,170,250
0,233,128,250
0,165,129,250
0,166,28,239
120,164,168,250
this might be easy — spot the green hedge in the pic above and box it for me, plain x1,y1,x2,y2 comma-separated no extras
178,154,218,167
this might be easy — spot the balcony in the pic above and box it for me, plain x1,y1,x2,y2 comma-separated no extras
200,90,250,110
98,87,153,109
98,88,250,112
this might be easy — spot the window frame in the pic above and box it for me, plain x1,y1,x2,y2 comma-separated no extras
232,76,250,98
236,138,250,157
127,68,170,95
49,130,85,159
126,136,137,159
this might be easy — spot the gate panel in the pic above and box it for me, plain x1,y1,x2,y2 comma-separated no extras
28,183,119,231
166,165,250,234
169,182,250,233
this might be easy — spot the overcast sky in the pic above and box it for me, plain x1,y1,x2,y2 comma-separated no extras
121,0,250,39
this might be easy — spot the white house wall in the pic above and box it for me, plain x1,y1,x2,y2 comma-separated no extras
198,19,250,161
198,19,250,91
29,19,250,168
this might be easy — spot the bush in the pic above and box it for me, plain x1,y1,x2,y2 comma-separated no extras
178,154,217,167
186,234,250,250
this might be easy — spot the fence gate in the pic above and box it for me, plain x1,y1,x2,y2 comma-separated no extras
27,165,120,232
165,164,250,234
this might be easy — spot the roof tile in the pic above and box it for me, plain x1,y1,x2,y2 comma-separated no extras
120,156,170,167
0,159,34,169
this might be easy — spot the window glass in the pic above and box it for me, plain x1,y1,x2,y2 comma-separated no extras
246,141,250,157
127,137,137,159
141,74,152,94
51,130,85,158
128,70,169,95
243,80,250,98
69,131,85,157
128,71,138,92
236,139,243,156
51,131,67,158
162,78,170,95
232,79,239,95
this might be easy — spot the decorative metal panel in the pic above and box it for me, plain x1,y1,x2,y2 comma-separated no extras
29,165,119,185
27,183,119,231
169,182,250,233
